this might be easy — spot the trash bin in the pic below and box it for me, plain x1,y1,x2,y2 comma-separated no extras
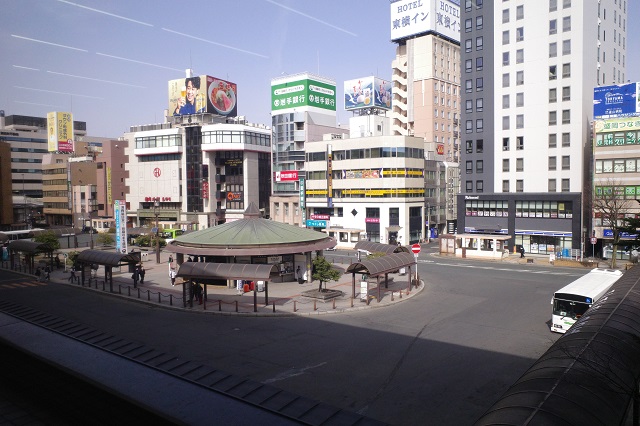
562,248,570,258
257,281,265,292
249,281,255,291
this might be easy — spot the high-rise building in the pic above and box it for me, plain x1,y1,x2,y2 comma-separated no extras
390,0,461,234
458,0,626,255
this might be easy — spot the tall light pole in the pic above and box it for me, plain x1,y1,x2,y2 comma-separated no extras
154,200,160,264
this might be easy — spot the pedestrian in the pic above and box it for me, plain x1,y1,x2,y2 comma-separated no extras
187,256,193,262
194,282,203,305
169,267,177,286
132,267,139,288
520,246,525,258
35,267,42,282
139,265,146,284
69,266,77,283
44,265,51,281
168,254,173,265
55,255,61,270
296,266,303,284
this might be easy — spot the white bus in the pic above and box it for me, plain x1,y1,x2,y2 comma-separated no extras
550,268,622,334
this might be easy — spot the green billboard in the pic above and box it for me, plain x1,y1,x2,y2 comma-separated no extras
271,78,336,112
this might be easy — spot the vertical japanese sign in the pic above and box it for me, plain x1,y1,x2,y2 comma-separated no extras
106,167,113,205
327,145,333,208
114,200,128,254
202,181,209,199
299,177,306,226
47,111,74,152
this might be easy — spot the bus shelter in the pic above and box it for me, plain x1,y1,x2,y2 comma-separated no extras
6,240,55,274
345,252,417,301
177,262,279,310
76,250,141,291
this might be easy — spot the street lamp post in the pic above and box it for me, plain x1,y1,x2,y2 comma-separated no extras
154,200,160,264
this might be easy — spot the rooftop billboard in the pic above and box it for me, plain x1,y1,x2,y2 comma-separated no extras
169,75,237,117
271,78,336,112
47,111,74,153
390,0,460,43
344,77,392,111
593,82,640,119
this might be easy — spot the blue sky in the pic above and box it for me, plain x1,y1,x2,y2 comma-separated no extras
1,0,639,138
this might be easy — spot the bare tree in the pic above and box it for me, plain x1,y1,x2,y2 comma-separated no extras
592,179,634,268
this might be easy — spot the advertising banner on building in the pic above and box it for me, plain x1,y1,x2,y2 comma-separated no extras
275,170,299,182
271,78,336,112
299,177,306,225
114,200,128,254
344,77,392,111
47,111,74,152
169,75,237,117
391,0,460,43
593,82,640,119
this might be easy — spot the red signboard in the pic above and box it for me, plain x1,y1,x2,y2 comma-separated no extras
227,192,242,201
276,170,299,182
365,218,380,223
436,144,444,155
411,243,421,254
202,181,209,199
310,214,330,220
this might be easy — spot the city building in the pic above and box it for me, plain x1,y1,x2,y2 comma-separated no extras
390,0,462,234
270,72,347,226
458,0,626,255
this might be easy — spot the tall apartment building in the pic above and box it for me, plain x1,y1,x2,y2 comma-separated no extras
458,0,626,255
390,0,461,234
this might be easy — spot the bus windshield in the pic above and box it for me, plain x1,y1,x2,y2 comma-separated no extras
552,299,590,321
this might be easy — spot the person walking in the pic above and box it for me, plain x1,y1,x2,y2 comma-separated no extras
139,265,146,284
35,267,42,282
169,267,177,286
69,266,77,283
44,265,51,281
520,246,525,258
296,266,303,284
132,267,139,288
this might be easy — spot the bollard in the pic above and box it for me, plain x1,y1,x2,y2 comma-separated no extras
119,285,122,295
128,287,131,296
351,297,354,308
219,300,222,312
273,302,276,313
391,291,394,301
170,294,173,306
314,301,317,311
332,299,336,309
294,301,297,312
203,298,206,310
157,292,161,303
235,301,238,312
102,281,105,291
137,288,140,298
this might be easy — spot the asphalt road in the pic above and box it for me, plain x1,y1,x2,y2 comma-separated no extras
0,245,587,425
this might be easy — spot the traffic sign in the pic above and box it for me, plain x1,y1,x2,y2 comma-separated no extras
590,237,597,244
411,243,421,254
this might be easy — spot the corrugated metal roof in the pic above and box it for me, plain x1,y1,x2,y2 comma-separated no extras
77,250,140,267
176,262,279,281
354,241,411,255
7,240,52,254
345,252,416,277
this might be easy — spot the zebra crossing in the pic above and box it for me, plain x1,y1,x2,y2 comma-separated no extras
418,259,583,276
0,279,49,290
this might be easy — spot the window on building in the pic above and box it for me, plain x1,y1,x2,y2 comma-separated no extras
503,116,510,130
561,178,570,192
466,120,473,133
562,63,571,77
550,19,557,34
465,39,472,52
465,59,472,72
466,99,473,113
503,137,510,151
476,180,484,192
502,73,510,87
549,111,557,125
516,71,524,85
476,139,483,153
562,39,571,55
476,119,483,132
516,92,524,107
550,0,557,12
516,28,524,42
516,5,524,19
563,16,571,31
466,180,473,192
476,77,483,91
549,42,557,57
503,51,510,65
516,158,524,172
465,79,472,93
516,180,524,192
549,133,557,148
476,56,483,70
476,98,483,111
549,65,557,80
516,115,524,129
562,132,570,147
502,8,510,23
503,180,510,192
549,156,557,170
466,140,473,153
502,30,509,45
465,18,472,32
563,0,571,9
562,155,570,170
503,159,510,172
476,15,483,29
476,160,483,173
466,161,473,174
503,94,510,108
548,179,557,192
476,36,483,50
549,88,557,103
516,49,524,63
562,86,570,101
562,109,570,124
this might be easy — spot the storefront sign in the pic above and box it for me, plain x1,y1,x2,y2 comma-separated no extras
306,220,327,228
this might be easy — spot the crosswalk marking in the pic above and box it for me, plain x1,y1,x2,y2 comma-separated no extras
0,281,48,290
423,261,583,276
